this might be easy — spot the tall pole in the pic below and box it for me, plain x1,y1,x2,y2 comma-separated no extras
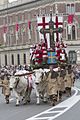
49,9,55,49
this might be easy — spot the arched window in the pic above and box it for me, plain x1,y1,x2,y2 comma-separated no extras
67,25,71,40
23,53,26,64
17,54,20,65
68,51,77,64
11,54,14,65
67,25,76,40
5,54,7,66
72,25,75,40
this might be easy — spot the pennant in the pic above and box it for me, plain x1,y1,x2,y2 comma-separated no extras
37,16,50,48
3,26,7,43
68,15,74,24
28,21,31,39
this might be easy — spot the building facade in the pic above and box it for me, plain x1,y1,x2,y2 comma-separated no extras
0,0,80,66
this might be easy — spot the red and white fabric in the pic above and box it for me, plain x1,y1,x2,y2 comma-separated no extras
59,49,67,62
3,26,7,43
55,41,60,59
41,42,47,59
37,16,50,48
54,16,63,42
33,44,43,65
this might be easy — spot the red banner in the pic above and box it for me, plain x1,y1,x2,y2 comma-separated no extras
68,15,74,24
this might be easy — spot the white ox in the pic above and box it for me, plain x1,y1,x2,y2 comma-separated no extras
9,70,35,106
34,68,50,104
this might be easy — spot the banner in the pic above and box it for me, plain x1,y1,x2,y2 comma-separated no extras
3,26,7,43
68,15,74,24
28,21,31,40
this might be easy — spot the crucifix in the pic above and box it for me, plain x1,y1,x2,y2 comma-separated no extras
40,10,63,49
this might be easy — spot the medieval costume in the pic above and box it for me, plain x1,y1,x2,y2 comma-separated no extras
47,69,58,106
64,65,75,97
57,66,66,101
0,74,10,104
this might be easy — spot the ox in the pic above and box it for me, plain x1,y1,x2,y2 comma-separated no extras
9,70,35,106
33,68,50,104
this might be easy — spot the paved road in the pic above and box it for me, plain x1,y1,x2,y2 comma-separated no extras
0,79,80,120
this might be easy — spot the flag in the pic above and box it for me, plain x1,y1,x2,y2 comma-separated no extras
68,15,74,24
15,23,19,41
37,16,50,48
54,15,63,42
28,21,31,40
3,26,7,43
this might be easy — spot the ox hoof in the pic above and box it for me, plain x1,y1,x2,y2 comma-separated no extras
16,104,19,106
6,100,9,104
27,100,30,103
23,102,27,105
43,101,47,103
36,102,40,105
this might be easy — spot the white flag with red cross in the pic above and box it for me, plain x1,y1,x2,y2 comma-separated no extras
3,26,7,43
37,16,50,48
54,15,63,42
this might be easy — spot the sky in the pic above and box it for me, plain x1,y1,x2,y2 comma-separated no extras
8,0,18,3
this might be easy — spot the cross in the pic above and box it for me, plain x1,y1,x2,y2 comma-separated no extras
40,12,63,49
38,16,49,43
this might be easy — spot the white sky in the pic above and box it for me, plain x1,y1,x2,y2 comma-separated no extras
8,0,18,3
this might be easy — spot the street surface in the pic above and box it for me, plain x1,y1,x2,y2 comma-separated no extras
0,79,80,120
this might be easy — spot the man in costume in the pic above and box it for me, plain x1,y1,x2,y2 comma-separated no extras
47,65,58,106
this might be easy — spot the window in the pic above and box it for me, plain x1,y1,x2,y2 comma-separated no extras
17,54,20,65
66,4,71,14
71,4,75,14
67,25,71,40
67,25,76,40
72,25,75,40
11,54,14,65
68,51,77,64
5,55,7,66
66,4,75,14
23,53,26,64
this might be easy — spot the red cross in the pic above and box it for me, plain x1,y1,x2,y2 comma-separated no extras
55,16,63,42
38,16,49,43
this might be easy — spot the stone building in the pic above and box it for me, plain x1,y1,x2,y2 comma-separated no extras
0,0,80,66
